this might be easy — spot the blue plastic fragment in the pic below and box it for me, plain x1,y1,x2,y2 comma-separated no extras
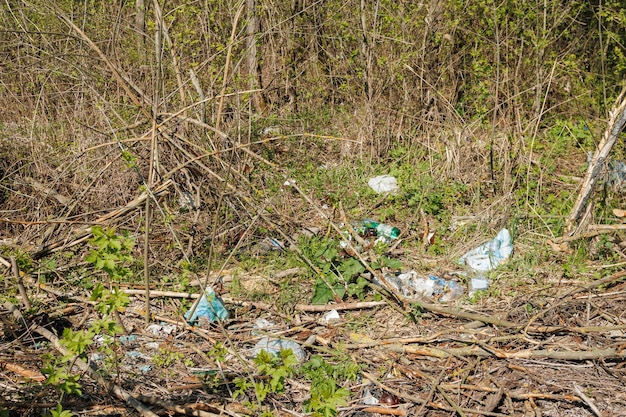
184,288,229,324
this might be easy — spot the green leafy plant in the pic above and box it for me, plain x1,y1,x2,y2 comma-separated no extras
46,403,74,417
233,348,298,405
85,226,135,283
299,236,367,304
299,355,358,417
43,227,133,400
152,347,185,367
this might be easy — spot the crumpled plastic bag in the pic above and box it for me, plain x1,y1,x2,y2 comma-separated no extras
184,288,229,324
459,228,513,272
368,175,399,194
251,337,306,362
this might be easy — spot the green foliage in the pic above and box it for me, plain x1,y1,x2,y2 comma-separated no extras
233,349,297,404
46,404,74,417
90,283,130,317
300,236,367,304
300,355,358,417
42,362,83,396
43,227,133,399
153,347,185,367
208,342,228,363
85,226,135,282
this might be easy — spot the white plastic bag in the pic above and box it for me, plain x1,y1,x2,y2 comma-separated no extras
459,228,513,272
368,175,399,194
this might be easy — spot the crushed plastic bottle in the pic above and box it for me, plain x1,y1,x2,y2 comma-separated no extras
469,277,490,296
251,337,306,363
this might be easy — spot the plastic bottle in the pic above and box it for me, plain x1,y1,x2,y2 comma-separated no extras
361,219,401,240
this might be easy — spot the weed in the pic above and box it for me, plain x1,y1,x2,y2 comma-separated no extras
153,347,185,367
85,226,135,283
299,354,359,417
233,349,297,406
42,228,133,402
45,404,74,417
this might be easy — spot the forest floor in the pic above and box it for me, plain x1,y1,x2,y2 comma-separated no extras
1,122,626,417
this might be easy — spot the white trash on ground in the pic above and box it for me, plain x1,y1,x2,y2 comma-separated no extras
251,318,306,362
322,309,340,324
251,337,306,362
378,272,464,302
469,277,490,296
458,228,513,272
368,175,399,194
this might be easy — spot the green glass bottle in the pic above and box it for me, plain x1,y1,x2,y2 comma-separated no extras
362,219,401,240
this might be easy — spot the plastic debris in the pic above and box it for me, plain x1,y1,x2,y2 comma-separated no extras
362,388,379,405
459,228,513,272
252,337,306,362
251,319,306,362
253,318,276,332
469,277,490,296
118,335,137,344
587,152,626,189
322,309,340,324
258,237,286,253
146,323,177,336
368,175,399,194
379,272,464,302
608,160,626,188
355,219,401,241
184,288,229,324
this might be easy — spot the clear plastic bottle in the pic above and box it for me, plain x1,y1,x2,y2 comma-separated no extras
362,219,401,240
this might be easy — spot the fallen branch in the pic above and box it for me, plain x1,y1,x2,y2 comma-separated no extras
122,288,386,311
3,302,159,417
32,179,173,259
361,406,406,416
573,384,603,417
566,85,626,234
386,343,626,361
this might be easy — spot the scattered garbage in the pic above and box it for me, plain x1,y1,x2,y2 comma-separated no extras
362,388,379,405
587,151,626,189
469,277,490,296
252,337,306,362
608,160,626,189
178,190,197,212
256,237,286,253
118,335,137,345
125,351,152,374
146,323,177,336
322,309,340,324
251,318,306,362
184,287,229,324
459,228,513,273
368,175,399,194
379,392,400,406
378,271,464,302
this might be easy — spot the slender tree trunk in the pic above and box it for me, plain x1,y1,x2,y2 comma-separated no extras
246,0,267,115
135,0,145,46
